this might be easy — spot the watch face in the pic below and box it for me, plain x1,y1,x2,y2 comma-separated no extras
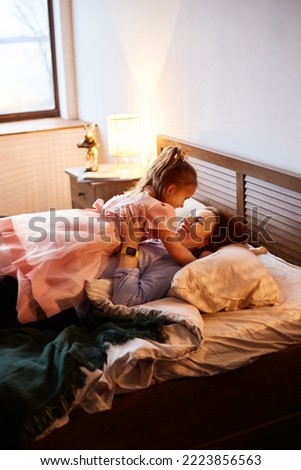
126,247,138,256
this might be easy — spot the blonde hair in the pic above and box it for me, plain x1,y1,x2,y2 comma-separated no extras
130,146,197,200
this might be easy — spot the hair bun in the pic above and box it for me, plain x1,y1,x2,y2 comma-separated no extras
172,146,189,161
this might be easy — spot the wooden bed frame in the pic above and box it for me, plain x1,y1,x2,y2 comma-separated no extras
26,136,301,450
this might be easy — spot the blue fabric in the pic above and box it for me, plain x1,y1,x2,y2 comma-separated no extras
101,240,181,306
0,309,166,449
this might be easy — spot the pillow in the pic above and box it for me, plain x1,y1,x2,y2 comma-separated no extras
167,244,281,312
175,197,206,218
86,278,113,304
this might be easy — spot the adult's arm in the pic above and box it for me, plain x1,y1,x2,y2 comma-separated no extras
111,255,180,306
110,203,180,306
160,230,197,265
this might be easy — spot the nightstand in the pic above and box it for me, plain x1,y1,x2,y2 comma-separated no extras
65,167,142,209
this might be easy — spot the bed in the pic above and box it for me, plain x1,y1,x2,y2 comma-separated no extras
8,136,301,449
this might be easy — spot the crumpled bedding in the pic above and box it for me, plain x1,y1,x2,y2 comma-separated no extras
78,251,301,415
10,251,301,445
80,297,203,411
34,295,204,441
146,252,301,379
0,307,169,449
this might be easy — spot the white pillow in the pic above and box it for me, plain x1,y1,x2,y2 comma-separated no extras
86,278,113,303
175,197,206,218
167,244,281,312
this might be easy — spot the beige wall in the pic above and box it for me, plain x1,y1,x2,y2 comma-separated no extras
72,0,301,173
0,126,85,216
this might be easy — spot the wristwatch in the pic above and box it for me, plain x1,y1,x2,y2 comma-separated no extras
121,246,139,259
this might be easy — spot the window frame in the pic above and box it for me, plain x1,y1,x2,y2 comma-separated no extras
0,0,60,124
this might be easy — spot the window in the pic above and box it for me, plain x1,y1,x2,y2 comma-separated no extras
0,0,59,122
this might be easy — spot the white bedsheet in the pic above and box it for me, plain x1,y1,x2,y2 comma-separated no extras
78,251,301,415
153,252,301,380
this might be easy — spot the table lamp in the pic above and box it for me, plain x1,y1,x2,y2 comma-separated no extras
107,114,141,167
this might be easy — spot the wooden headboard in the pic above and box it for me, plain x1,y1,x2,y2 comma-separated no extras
157,135,301,266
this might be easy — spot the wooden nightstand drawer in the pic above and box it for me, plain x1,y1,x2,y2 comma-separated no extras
70,178,96,208
65,167,141,209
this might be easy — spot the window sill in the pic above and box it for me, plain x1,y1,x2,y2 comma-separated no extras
0,118,83,136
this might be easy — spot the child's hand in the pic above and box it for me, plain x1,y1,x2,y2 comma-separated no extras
248,246,268,255
119,203,146,244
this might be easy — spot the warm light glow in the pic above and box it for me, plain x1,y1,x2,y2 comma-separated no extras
107,114,141,159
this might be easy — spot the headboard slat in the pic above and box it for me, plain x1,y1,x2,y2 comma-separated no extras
194,188,236,212
245,175,301,262
245,189,301,216
247,176,301,201
190,156,236,213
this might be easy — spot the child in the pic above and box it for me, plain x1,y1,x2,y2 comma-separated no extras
94,146,199,266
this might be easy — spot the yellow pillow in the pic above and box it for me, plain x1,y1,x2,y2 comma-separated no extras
168,245,281,312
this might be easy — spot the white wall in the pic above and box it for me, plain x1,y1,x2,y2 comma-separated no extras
72,0,301,173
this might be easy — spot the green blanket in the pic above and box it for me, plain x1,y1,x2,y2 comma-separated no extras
0,309,166,449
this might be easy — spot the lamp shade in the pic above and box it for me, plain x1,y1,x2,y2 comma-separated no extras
107,114,141,158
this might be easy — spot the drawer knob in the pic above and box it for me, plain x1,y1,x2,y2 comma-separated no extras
78,192,85,197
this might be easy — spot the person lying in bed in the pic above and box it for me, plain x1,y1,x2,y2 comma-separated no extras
0,204,219,327
0,203,243,328
85,202,233,307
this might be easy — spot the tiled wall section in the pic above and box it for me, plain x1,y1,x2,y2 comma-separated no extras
0,127,89,216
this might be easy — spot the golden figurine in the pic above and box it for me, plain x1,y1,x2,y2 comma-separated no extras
77,123,99,171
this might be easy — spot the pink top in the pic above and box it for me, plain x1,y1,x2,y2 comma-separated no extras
94,191,176,236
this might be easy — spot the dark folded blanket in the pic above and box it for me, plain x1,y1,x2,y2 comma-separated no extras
0,309,166,449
